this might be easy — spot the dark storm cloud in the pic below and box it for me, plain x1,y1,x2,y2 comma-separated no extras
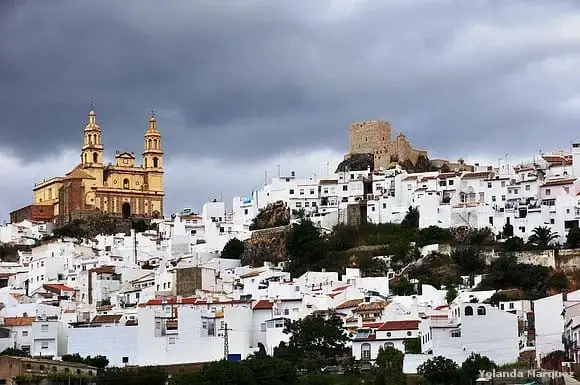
1,0,580,163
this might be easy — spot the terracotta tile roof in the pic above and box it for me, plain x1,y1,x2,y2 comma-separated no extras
91,314,122,324
542,155,572,165
332,285,350,292
43,283,75,294
90,266,115,274
462,171,493,179
3,316,36,326
434,305,449,310
253,300,274,310
377,320,420,331
356,301,389,312
362,322,383,329
345,316,358,322
542,178,575,187
437,172,458,179
319,179,338,185
336,298,364,309
402,176,417,181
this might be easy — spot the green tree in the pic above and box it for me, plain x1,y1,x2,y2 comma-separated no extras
446,285,458,304
414,155,435,172
502,222,514,238
98,366,168,385
0,244,19,262
567,227,580,249
401,206,419,229
440,163,451,173
274,314,349,372
375,347,406,385
503,236,525,252
468,227,493,246
221,238,245,259
460,353,496,384
450,247,484,275
390,277,416,296
527,226,559,249
416,226,453,248
418,356,459,385
286,219,326,277
548,271,569,291
403,338,421,354
0,348,30,357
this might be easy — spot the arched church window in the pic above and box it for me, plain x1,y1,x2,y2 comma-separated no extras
153,157,158,168
148,139,153,149
93,152,98,163
144,158,147,168
123,178,130,189
84,153,88,163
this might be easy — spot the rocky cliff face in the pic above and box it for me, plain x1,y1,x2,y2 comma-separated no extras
250,201,290,230
241,226,289,267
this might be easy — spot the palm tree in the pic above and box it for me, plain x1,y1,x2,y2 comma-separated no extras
527,226,559,249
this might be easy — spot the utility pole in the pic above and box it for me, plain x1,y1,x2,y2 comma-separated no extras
221,322,233,360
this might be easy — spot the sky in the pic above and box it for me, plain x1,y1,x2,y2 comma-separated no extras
2,0,580,221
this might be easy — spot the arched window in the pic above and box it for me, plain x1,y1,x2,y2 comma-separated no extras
384,342,394,349
361,343,371,360
93,152,98,163
144,158,147,168
153,157,158,168
464,306,474,316
84,153,88,163
477,306,486,316
148,139,152,149
123,178,130,189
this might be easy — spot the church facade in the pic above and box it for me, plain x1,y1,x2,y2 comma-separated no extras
15,109,164,225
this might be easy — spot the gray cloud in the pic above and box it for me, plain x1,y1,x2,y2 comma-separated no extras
2,0,580,218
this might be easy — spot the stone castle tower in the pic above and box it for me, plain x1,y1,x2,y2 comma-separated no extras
348,120,427,170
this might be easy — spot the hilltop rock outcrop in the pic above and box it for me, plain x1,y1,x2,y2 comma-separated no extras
249,201,290,231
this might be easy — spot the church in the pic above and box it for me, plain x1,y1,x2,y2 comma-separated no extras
10,108,164,225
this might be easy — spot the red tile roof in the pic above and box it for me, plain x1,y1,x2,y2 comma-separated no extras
253,300,274,310
43,283,76,293
377,320,420,331
542,178,575,187
332,285,350,292
462,171,493,179
143,297,251,306
91,314,122,324
362,322,383,329
3,316,35,326
336,298,364,309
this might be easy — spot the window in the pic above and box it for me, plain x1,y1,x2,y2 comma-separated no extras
309,189,315,195
311,202,316,207
546,188,551,196
123,178,130,189
41,324,49,332
509,303,514,309
261,323,266,332
550,218,555,224
386,332,391,337
41,341,49,349
22,331,28,337
449,180,454,186
501,195,506,201
284,308,290,315
526,185,530,191
439,181,446,187
289,189,294,195
464,306,474,316
305,202,309,207
244,209,248,215
488,182,492,188
384,342,395,349
299,189,304,195
492,196,496,202
500,304,504,310
342,185,348,191
407,331,412,336
451,329,461,338
169,337,176,344
501,181,506,187
361,343,371,360
477,306,487,315
153,157,159,168
93,152,98,163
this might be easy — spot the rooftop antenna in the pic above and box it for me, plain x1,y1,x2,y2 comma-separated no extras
277,164,281,177
264,170,267,186
326,162,330,178
89,99,95,111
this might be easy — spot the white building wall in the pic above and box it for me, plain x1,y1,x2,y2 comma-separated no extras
68,325,138,367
